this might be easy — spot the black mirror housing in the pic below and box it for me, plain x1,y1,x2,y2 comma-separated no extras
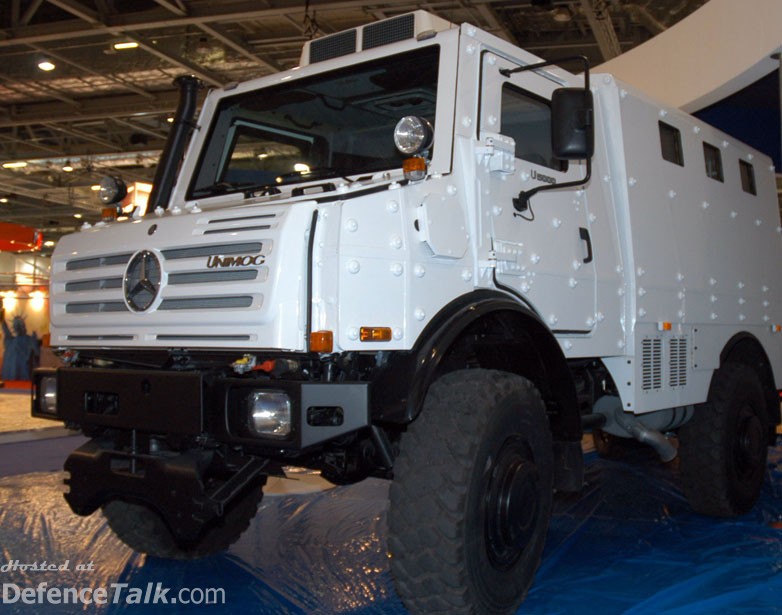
551,88,594,160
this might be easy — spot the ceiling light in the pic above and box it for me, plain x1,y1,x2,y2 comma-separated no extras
73,213,83,219
166,117,174,123
112,41,139,50
552,7,572,22
44,240,55,248
62,161,74,172
0,197,7,203
2,161,27,169
38,60,56,71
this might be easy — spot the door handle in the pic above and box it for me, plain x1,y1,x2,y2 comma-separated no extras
579,227,593,264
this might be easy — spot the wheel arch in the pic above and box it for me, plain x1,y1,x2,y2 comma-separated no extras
717,332,780,436
372,290,581,442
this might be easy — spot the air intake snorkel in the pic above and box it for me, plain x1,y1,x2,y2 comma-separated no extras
147,75,203,211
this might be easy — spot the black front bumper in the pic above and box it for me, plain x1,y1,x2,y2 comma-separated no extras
33,366,370,450
64,439,267,542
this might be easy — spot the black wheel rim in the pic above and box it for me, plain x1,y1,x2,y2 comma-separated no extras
734,402,765,477
484,436,539,570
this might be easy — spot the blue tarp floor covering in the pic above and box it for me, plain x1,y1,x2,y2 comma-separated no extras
1,436,782,614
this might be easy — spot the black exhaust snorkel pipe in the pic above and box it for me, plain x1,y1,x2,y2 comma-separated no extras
147,75,203,211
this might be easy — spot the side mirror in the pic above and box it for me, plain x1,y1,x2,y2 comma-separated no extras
551,88,594,160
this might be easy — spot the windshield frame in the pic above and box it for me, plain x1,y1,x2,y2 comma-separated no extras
176,32,458,206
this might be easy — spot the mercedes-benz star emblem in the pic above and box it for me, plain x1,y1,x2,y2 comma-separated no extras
124,250,162,312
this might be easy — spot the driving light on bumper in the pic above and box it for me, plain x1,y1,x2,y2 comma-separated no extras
247,391,292,438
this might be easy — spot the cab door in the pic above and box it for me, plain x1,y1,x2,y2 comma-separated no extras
479,52,596,333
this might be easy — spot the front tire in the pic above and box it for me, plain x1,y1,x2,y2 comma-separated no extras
102,484,263,559
678,363,769,517
388,369,554,614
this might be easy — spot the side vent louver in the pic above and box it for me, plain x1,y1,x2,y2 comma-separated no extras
641,338,663,391
669,337,688,387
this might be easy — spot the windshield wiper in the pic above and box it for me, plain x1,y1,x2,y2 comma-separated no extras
192,181,275,198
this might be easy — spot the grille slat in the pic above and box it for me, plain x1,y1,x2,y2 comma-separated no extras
66,253,132,271
66,302,128,314
203,224,272,235
162,242,264,260
65,277,123,292
168,269,259,285
159,296,254,310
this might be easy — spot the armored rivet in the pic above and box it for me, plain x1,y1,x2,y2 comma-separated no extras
414,264,426,278
414,308,426,321
345,218,358,232
347,260,360,274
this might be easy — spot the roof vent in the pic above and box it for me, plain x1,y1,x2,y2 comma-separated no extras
300,11,452,66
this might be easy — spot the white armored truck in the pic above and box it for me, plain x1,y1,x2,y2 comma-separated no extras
34,11,782,614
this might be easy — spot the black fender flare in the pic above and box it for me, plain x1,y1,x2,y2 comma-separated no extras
370,289,581,441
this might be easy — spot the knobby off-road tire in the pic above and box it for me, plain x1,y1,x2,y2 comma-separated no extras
102,485,263,559
678,362,769,517
388,369,554,615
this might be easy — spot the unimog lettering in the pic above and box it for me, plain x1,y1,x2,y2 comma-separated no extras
206,254,265,268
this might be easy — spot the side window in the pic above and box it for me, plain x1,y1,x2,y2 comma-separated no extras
702,142,724,182
500,83,567,172
659,121,684,166
739,160,757,195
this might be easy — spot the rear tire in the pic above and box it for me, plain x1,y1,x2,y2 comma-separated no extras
678,363,769,517
102,485,263,559
388,369,553,614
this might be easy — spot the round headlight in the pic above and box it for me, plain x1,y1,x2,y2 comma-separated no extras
394,116,434,155
98,175,128,205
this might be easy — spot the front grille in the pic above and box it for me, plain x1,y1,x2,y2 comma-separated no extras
60,239,268,316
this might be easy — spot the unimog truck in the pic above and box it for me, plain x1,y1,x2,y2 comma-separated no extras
34,11,782,614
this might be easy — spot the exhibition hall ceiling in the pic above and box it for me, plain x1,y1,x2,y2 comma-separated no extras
0,0,711,238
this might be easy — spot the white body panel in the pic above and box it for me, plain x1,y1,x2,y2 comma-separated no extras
49,15,782,417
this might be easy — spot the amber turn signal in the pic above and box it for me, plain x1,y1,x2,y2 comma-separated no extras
402,157,427,181
310,330,334,353
360,327,392,342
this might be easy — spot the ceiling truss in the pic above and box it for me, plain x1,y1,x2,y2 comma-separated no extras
0,0,707,242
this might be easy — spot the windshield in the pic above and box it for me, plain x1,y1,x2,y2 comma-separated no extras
188,45,440,199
